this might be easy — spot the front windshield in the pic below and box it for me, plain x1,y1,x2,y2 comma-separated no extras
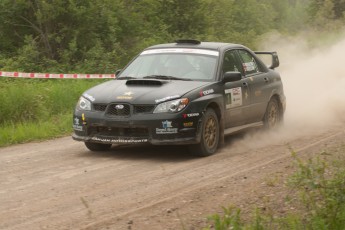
118,49,218,81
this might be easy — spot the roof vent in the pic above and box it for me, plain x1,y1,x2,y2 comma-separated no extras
175,39,201,45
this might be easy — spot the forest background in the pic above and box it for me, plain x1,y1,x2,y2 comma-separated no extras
0,0,344,145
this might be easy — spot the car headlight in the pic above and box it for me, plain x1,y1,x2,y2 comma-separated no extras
77,96,92,111
153,98,189,113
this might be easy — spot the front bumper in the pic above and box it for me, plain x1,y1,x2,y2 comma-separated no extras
72,110,203,145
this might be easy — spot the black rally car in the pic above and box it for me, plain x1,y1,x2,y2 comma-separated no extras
72,40,285,156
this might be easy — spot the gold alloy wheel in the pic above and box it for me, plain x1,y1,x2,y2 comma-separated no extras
204,116,217,148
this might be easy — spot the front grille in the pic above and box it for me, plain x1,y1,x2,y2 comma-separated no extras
93,104,107,111
133,105,155,114
106,103,131,116
99,103,155,116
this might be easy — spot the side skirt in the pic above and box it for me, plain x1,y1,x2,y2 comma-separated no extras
224,122,263,136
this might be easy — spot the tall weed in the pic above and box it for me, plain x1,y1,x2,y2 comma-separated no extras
288,151,345,230
0,113,72,146
0,78,105,124
205,147,345,230
0,78,107,146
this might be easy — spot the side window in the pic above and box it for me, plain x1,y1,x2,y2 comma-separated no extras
238,50,261,75
222,50,242,74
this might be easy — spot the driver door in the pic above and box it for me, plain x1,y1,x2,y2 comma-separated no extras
222,50,251,128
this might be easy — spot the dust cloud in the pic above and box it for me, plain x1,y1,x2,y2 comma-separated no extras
264,33,345,130
229,33,345,151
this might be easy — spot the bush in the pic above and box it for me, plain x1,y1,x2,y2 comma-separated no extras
0,78,107,146
0,78,105,124
205,147,345,230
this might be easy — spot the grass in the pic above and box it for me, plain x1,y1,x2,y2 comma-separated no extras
0,78,107,147
204,145,345,230
0,113,72,146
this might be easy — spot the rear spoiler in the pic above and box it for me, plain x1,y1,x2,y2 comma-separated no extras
254,51,279,69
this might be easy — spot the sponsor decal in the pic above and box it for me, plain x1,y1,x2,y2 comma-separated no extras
156,120,178,134
183,122,194,127
73,117,83,131
182,113,200,118
91,137,148,143
83,93,95,102
225,87,243,109
255,90,262,97
243,62,256,72
116,95,133,100
117,91,134,100
81,113,87,125
141,48,219,57
199,89,214,97
155,95,180,103
124,91,134,96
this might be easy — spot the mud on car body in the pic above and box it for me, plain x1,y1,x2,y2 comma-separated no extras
72,40,286,156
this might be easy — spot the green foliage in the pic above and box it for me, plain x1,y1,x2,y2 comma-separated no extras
205,149,345,230
267,0,311,34
156,0,209,39
1,0,334,72
0,78,105,125
205,206,243,230
204,0,275,48
0,0,127,72
289,153,345,230
308,0,345,31
205,207,271,230
0,78,107,146
0,113,72,147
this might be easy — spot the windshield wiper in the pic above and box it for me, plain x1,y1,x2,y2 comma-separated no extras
143,75,191,81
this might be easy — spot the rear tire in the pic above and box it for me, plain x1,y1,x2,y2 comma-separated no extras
84,142,112,151
189,108,219,157
263,97,282,129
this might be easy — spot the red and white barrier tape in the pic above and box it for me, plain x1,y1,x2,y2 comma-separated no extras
0,71,116,79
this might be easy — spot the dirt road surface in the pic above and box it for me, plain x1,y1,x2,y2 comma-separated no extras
1,122,344,230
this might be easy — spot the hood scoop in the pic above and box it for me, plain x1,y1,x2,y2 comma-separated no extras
126,79,166,86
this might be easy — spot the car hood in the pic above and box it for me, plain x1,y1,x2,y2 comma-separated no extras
83,79,212,104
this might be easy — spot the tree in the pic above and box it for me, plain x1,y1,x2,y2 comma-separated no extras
204,0,276,48
156,0,209,39
308,0,345,30
0,0,342,73
0,0,126,72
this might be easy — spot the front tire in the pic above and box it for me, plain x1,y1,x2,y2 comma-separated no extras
189,108,219,157
84,142,112,151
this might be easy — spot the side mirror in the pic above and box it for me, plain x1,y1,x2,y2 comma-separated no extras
223,71,242,83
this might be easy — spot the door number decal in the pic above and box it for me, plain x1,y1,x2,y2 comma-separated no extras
225,87,243,109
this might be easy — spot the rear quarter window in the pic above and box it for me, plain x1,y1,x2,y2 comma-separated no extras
238,50,264,75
